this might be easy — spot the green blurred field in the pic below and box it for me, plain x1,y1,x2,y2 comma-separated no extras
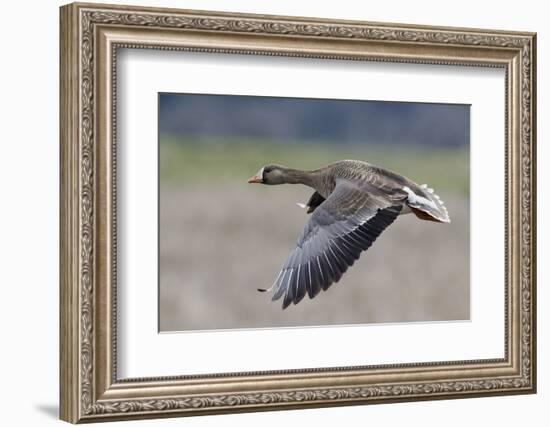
160,136,470,195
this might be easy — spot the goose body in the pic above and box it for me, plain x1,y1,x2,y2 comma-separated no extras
248,160,450,309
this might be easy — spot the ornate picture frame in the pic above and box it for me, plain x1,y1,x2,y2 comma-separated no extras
60,2,536,423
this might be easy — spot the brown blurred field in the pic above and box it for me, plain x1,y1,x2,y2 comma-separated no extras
159,173,470,331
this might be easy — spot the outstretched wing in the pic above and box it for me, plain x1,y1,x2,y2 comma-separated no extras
270,180,403,309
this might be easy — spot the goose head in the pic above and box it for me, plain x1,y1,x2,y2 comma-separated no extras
247,164,287,185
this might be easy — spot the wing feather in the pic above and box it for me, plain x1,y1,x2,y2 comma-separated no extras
270,180,402,308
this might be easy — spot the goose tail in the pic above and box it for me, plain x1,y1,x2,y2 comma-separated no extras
403,184,450,223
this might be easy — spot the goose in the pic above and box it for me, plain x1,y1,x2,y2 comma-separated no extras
248,160,450,309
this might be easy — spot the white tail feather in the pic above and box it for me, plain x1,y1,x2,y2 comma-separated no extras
404,185,451,223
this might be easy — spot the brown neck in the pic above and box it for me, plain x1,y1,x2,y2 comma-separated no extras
280,168,317,187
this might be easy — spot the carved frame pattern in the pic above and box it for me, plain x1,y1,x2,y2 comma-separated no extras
60,2,536,423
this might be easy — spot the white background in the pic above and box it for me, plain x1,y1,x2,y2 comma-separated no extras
118,50,504,377
0,0,545,426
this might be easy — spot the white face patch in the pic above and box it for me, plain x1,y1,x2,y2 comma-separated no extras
403,186,438,210
256,166,265,181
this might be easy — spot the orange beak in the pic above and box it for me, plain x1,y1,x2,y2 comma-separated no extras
247,175,263,183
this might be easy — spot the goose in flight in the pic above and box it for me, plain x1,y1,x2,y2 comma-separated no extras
248,160,450,309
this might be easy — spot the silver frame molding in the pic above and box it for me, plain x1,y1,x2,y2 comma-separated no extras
60,2,536,423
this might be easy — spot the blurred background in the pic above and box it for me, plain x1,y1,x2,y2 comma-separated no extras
159,93,470,332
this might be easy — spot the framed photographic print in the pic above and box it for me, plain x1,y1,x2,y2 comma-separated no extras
59,2,537,423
